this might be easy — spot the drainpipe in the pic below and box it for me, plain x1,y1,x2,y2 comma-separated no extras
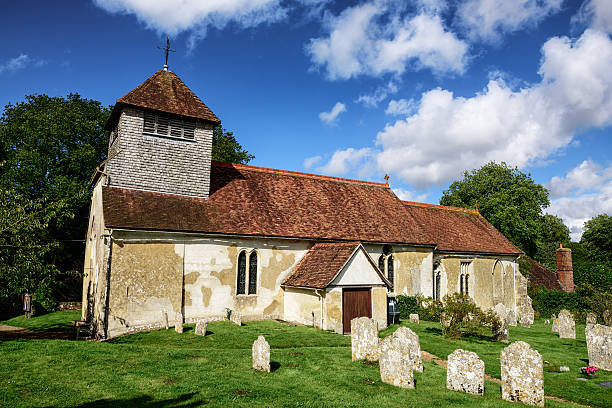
314,289,324,329
102,230,113,339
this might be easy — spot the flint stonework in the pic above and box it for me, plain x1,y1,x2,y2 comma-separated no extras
586,324,612,371
252,335,270,372
557,309,575,339
175,313,183,334
409,314,420,324
447,349,484,395
195,320,207,336
351,317,379,361
500,341,544,407
379,334,415,388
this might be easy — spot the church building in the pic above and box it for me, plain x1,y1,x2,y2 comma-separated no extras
82,66,531,339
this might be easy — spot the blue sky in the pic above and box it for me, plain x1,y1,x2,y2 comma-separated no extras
1,0,612,240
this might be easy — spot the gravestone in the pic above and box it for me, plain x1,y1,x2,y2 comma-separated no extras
162,311,169,330
252,336,270,372
500,341,544,407
351,317,379,361
507,309,517,327
195,320,207,336
544,320,550,325
447,349,484,395
519,306,534,328
586,312,597,325
409,314,420,324
440,312,451,329
586,324,612,371
552,318,559,333
393,326,423,372
379,334,415,388
557,309,575,339
492,304,509,342
175,312,183,334
604,310,612,326
229,311,242,326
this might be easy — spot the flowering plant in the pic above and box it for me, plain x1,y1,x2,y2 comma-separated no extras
580,366,598,375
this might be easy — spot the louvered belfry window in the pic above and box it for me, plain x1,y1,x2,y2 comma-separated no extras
143,111,195,140
237,251,247,295
248,252,258,295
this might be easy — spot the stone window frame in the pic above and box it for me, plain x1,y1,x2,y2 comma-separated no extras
377,245,394,290
236,248,259,296
142,109,197,142
492,259,504,301
459,261,472,297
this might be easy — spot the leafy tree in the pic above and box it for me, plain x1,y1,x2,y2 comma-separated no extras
581,214,612,262
212,125,254,164
534,214,571,271
440,162,550,257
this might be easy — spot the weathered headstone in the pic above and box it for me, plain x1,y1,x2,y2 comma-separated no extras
492,304,509,342
560,366,570,372
507,309,518,327
519,306,534,328
195,319,207,336
162,311,169,330
379,334,415,388
586,324,612,371
351,317,379,361
586,312,597,325
557,309,576,339
409,313,420,324
229,311,242,326
175,312,183,334
552,318,559,333
252,335,270,372
544,320,550,325
500,341,544,407
446,349,484,395
440,312,451,329
604,310,612,326
393,326,423,372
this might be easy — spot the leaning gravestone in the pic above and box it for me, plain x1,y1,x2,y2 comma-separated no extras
557,309,576,339
175,312,183,334
604,310,612,326
162,311,169,330
409,313,420,324
195,320,207,336
379,334,415,388
229,311,242,326
586,312,597,325
252,335,270,372
447,349,484,395
351,317,379,361
393,326,423,372
586,324,612,371
500,341,544,407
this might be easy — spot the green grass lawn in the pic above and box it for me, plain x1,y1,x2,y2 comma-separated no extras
0,312,609,408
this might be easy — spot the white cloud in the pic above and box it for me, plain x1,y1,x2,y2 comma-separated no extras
574,0,612,33
303,155,322,169
0,54,33,74
318,147,373,175
385,98,417,116
306,1,468,80
456,0,563,43
392,188,429,202
546,161,612,240
318,102,347,125
316,29,612,190
356,81,398,107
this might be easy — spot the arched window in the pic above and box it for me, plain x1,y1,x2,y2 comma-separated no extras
387,255,394,287
459,274,464,295
378,255,385,273
465,274,469,296
248,251,258,295
237,251,247,295
435,272,441,300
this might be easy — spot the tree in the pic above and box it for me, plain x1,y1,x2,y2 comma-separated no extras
534,214,571,271
440,162,550,257
212,125,254,164
581,214,612,262
0,94,110,312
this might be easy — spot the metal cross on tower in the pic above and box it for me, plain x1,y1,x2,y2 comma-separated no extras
158,37,175,70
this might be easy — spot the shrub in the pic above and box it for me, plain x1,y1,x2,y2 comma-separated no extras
440,293,499,339
529,285,586,317
396,295,419,319
395,295,442,322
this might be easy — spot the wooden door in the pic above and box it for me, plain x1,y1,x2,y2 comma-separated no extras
342,288,372,334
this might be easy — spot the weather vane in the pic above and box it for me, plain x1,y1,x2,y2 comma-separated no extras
158,37,175,70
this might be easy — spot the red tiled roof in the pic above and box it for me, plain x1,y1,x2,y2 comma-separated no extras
522,257,564,291
105,70,220,130
102,162,435,245
402,201,523,255
282,242,361,289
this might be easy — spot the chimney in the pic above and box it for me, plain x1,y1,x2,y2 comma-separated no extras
556,243,574,292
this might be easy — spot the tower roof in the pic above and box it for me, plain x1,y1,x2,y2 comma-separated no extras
105,69,220,130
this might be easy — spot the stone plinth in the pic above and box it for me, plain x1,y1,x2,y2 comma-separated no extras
351,317,379,361
409,314,420,324
252,336,270,372
175,313,183,334
195,320,207,336
379,334,415,388
447,349,484,395
557,309,575,339
500,341,544,407
586,324,612,371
